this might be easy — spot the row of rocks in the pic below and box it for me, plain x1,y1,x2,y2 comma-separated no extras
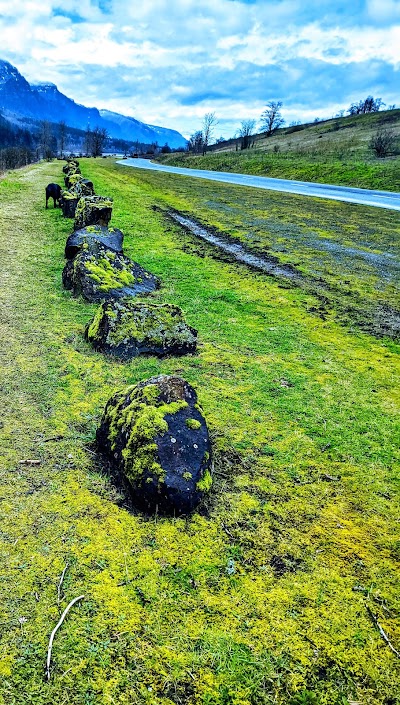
51,158,212,514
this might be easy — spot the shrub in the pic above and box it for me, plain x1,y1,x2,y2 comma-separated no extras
370,127,396,157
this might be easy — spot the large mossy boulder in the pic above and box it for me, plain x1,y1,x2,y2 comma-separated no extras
60,190,80,218
62,245,160,302
70,178,95,198
65,225,124,259
63,159,79,174
85,300,197,359
74,195,113,230
64,172,83,189
96,375,212,514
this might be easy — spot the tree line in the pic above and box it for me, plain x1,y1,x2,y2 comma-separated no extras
187,95,398,158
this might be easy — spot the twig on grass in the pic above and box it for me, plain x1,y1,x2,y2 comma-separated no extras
366,605,400,658
57,563,69,604
46,595,85,681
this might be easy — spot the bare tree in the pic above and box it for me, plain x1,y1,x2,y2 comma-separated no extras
188,130,204,154
39,120,54,160
348,96,385,115
370,127,396,158
91,127,108,157
260,101,285,136
202,112,218,154
84,126,93,156
237,119,256,150
58,120,66,158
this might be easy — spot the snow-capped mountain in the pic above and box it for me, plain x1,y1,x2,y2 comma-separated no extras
0,60,186,148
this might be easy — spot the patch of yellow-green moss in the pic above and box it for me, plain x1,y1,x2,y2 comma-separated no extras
196,468,213,492
84,255,136,292
186,417,201,430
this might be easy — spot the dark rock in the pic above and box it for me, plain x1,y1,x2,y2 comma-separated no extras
60,190,79,218
70,178,95,198
74,195,113,230
85,299,197,359
96,375,212,514
64,172,82,189
63,159,79,174
65,225,124,259
62,245,160,302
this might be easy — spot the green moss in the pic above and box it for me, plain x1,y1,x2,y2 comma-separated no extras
186,417,201,430
85,255,136,292
86,305,104,339
1,158,399,705
68,174,83,186
196,468,213,492
87,300,196,349
104,382,188,483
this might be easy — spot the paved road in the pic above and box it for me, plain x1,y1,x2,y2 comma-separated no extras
117,158,400,211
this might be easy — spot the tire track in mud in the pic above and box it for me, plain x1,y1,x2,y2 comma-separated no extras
165,209,400,341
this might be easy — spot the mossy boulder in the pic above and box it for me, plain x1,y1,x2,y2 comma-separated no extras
85,300,197,359
74,195,113,230
64,172,82,189
70,178,95,198
62,245,160,302
96,375,212,514
65,225,124,259
60,190,80,218
62,159,79,174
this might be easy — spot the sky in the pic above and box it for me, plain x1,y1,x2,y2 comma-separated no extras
0,0,399,139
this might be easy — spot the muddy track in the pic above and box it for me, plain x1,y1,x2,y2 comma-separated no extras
164,208,400,340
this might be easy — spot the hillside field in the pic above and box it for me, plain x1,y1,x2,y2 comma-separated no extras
0,158,399,705
157,109,400,192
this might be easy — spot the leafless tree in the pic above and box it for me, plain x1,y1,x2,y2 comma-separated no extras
91,127,108,157
348,96,385,115
58,120,66,157
188,130,204,154
370,127,396,158
202,112,218,154
39,120,54,160
238,119,256,150
260,101,285,136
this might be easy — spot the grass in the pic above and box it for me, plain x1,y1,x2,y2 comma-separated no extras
0,158,399,705
157,109,400,192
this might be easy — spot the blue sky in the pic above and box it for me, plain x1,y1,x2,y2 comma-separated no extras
0,0,399,138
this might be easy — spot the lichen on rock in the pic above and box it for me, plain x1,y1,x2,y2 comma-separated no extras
60,190,80,218
64,172,83,189
96,375,212,514
74,195,113,230
62,245,160,302
85,299,197,359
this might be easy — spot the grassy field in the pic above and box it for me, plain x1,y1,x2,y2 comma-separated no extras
0,158,399,705
157,110,400,192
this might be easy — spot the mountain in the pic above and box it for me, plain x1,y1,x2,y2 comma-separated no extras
0,60,186,148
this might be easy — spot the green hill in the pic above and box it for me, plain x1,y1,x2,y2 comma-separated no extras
157,109,400,191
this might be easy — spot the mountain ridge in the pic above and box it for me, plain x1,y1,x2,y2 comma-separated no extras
0,59,186,148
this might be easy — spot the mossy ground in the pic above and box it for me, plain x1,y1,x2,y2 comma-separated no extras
0,159,399,705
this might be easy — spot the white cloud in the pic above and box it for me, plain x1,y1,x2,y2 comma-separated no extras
1,0,399,137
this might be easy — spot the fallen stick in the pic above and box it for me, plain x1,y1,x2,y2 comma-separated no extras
46,595,85,681
19,459,41,466
366,605,400,658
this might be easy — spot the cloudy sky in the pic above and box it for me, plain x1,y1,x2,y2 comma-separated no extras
0,0,399,138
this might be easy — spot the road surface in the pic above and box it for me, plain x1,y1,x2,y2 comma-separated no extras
117,158,400,212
